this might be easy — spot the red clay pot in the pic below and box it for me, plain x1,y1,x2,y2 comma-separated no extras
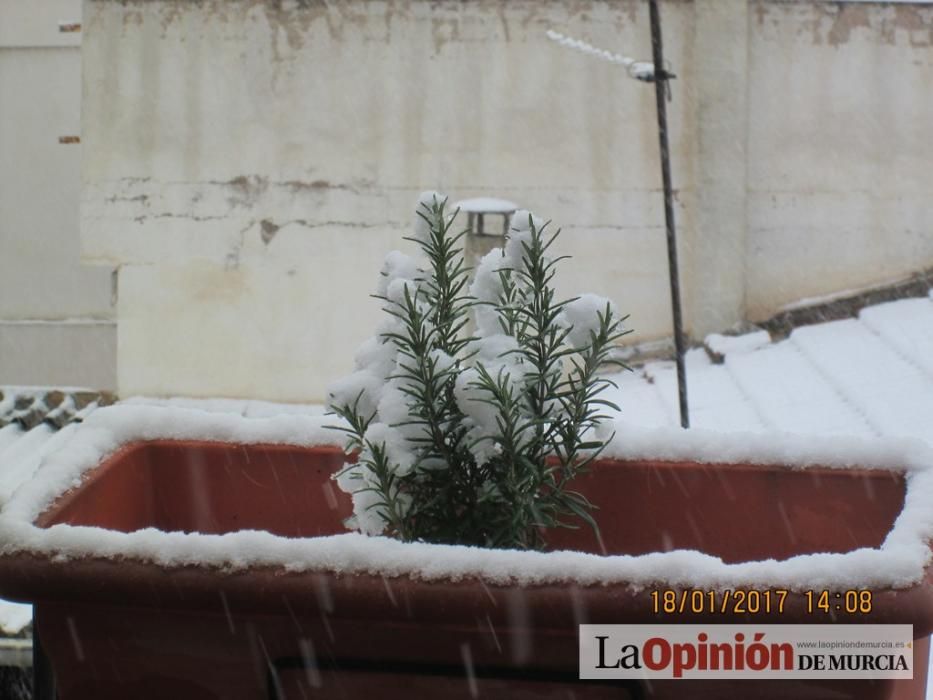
1,440,931,699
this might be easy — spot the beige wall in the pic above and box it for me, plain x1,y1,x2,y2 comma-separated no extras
0,0,116,389
745,1,933,317
78,0,933,402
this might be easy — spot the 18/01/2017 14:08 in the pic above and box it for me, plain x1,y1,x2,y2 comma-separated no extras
650,589,874,615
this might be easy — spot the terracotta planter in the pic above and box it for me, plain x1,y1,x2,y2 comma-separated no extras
1,408,932,699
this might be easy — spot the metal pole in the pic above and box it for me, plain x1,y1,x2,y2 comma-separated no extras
648,0,689,429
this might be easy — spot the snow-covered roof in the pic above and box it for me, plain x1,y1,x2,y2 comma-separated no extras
0,387,114,635
609,295,933,441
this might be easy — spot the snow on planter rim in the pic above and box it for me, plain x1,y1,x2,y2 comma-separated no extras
1,403,932,592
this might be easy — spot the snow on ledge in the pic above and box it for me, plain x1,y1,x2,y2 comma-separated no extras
1,404,932,592
453,197,518,214
705,330,771,357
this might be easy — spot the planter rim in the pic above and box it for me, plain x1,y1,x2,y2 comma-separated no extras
1,403,932,592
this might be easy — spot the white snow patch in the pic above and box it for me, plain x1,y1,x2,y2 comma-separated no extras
454,335,529,463
454,197,518,214
705,330,771,357
508,209,544,235
560,294,618,349
326,370,384,419
470,248,509,335
121,395,252,414
376,250,421,298
242,401,325,419
859,298,933,380
362,422,415,477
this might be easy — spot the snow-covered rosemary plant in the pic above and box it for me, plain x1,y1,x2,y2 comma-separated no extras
327,192,630,550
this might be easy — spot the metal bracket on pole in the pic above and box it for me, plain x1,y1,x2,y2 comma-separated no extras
649,0,690,428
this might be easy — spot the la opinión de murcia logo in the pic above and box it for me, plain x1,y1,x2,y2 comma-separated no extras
579,625,913,680
595,631,794,676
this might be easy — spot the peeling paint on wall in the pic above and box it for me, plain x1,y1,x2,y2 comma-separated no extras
752,1,933,48
80,0,933,400
259,218,280,244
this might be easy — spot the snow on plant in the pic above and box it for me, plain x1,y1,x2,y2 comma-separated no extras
327,192,630,549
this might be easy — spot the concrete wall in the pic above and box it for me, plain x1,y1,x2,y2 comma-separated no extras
745,1,933,316
78,0,933,402
0,0,116,389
